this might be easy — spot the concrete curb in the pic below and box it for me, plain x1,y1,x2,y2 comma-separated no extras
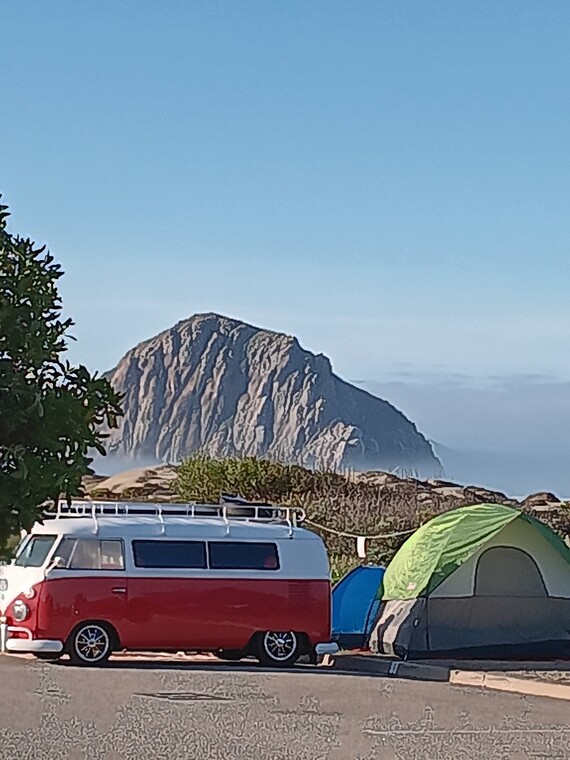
327,653,570,702
324,654,450,682
449,669,570,702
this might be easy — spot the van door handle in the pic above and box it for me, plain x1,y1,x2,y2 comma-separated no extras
112,587,126,594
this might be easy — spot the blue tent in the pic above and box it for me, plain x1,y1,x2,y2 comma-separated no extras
331,564,385,650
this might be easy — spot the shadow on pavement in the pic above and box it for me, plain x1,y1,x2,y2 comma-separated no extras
56,659,383,677
415,658,570,672
8,651,569,682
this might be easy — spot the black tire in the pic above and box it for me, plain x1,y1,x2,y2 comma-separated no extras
256,631,301,668
67,622,115,666
216,649,245,661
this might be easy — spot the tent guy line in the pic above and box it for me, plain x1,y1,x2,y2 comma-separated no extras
304,519,416,541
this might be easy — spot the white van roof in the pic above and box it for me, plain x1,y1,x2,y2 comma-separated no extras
33,516,322,541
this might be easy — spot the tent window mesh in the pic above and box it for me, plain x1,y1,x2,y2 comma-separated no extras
474,546,547,598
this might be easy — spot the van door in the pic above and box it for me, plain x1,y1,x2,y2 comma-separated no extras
122,538,207,650
40,537,128,645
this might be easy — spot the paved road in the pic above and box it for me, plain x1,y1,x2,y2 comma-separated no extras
1,655,570,760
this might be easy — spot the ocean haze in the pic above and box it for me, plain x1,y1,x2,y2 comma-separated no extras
361,375,570,498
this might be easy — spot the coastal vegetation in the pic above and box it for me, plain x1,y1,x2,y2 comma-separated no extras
175,454,498,581
176,453,570,581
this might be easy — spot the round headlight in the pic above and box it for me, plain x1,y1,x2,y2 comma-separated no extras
12,600,30,622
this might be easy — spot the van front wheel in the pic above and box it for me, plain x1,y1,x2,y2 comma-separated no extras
67,622,114,666
256,631,300,668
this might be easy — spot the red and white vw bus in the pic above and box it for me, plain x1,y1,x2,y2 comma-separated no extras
0,499,338,667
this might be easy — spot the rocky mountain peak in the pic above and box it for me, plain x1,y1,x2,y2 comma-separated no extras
102,313,441,477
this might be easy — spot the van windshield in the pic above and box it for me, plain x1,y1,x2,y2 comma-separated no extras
14,535,57,568
13,533,29,559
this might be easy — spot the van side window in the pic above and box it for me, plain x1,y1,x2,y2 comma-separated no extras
208,542,280,570
132,541,207,569
57,538,125,570
100,541,125,569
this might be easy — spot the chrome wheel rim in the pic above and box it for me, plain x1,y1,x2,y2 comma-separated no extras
263,631,297,661
75,625,110,662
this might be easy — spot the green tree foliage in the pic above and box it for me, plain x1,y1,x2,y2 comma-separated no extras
0,197,123,543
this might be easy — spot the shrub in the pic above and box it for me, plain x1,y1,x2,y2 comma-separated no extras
176,454,443,572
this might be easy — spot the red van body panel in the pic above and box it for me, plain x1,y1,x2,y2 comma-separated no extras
123,578,330,650
35,578,128,643
30,577,330,651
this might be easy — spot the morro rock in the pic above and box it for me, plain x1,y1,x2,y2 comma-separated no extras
102,313,441,477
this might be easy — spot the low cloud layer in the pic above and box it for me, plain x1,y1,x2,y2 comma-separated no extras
362,375,570,498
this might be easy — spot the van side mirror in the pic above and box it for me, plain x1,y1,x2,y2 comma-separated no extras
45,556,66,575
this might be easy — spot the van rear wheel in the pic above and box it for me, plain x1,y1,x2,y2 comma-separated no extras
67,622,114,666
256,631,300,668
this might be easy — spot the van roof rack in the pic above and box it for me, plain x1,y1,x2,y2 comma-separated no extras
45,496,306,535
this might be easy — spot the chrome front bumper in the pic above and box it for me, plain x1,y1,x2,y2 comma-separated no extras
6,638,63,654
0,622,63,654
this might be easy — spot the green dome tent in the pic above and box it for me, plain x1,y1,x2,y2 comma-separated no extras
369,503,570,660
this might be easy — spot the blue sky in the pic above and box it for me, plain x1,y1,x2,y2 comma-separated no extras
2,2,569,491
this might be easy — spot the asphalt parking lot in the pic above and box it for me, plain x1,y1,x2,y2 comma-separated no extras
1,654,570,760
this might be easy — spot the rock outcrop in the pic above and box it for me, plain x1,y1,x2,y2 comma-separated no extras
102,313,440,477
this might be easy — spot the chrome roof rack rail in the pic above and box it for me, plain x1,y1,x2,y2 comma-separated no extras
91,501,99,536
46,495,306,529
